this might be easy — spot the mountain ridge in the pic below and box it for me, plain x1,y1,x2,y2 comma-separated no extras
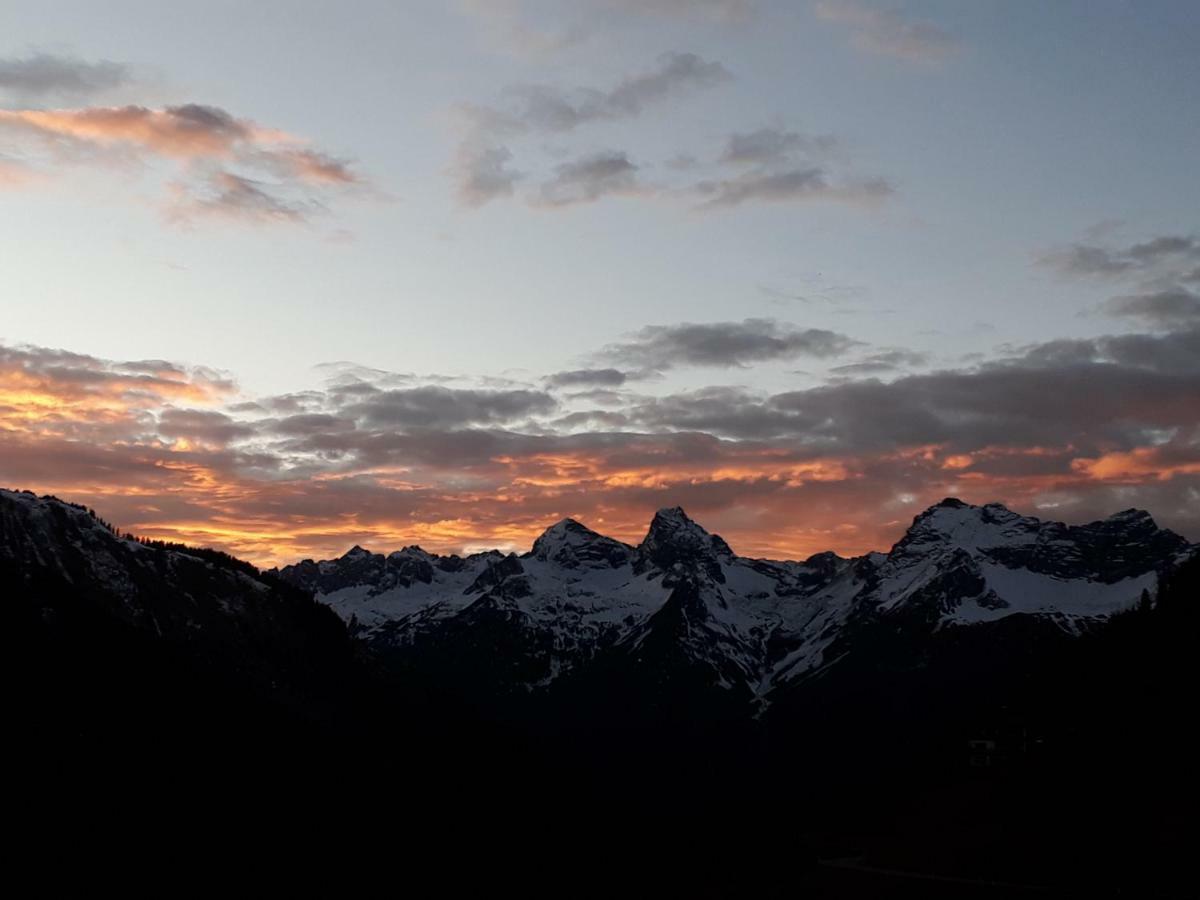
4,484,1191,710
267,495,1193,705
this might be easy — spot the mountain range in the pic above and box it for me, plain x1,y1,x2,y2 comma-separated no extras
5,484,1191,722
5,485,1197,889
272,497,1192,712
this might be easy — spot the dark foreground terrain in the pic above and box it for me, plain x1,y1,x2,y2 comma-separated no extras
2,488,1195,895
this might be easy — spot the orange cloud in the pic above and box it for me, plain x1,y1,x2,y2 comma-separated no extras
0,104,279,158
0,103,363,222
1072,447,1200,482
4,342,1198,569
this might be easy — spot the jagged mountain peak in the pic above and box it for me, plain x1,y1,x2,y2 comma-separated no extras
529,517,631,568
389,545,432,560
642,507,730,552
901,498,1176,553
6,485,1196,713
637,506,732,582
1102,508,1157,529
898,498,1036,549
533,516,595,546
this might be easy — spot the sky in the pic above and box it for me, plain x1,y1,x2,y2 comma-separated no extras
2,0,1199,566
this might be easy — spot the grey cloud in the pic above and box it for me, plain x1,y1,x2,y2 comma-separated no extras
603,51,731,117
157,408,256,446
343,386,557,429
0,52,132,100
551,410,632,430
624,386,784,439
695,167,892,208
1103,288,1200,330
1037,233,1200,279
1016,328,1200,376
512,52,728,132
1129,236,1198,260
813,1,960,63
618,328,1200,452
454,143,522,206
564,389,635,406
830,348,930,376
1037,244,1135,277
600,318,860,369
545,368,629,388
536,150,641,206
720,127,838,167
477,51,730,137
453,51,728,207
1039,231,1200,334
266,413,357,436
698,124,890,210
171,171,319,225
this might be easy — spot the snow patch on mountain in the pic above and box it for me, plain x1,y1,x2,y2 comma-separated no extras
274,498,1195,698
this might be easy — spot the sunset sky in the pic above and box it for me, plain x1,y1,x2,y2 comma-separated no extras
2,1,1199,566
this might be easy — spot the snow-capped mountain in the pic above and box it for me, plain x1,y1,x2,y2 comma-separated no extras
276,498,1194,702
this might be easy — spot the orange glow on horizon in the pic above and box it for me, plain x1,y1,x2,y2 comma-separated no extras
4,355,1196,570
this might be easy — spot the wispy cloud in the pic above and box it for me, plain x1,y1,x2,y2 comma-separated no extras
535,150,644,207
451,51,729,207
598,318,860,370
695,167,892,208
1038,231,1200,331
1037,233,1200,281
813,1,960,63
1103,288,1200,330
0,101,365,224
545,368,630,389
719,126,840,167
0,52,134,102
168,171,321,225
829,348,930,376
691,123,891,208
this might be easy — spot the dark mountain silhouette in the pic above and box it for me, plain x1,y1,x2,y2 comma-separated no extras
3,486,1196,893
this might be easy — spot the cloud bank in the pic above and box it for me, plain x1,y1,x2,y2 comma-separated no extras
4,313,1197,566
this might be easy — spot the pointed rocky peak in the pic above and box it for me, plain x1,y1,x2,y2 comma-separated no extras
933,497,970,510
636,507,732,582
910,497,984,528
530,517,632,568
643,507,730,551
326,544,386,580
532,517,594,553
